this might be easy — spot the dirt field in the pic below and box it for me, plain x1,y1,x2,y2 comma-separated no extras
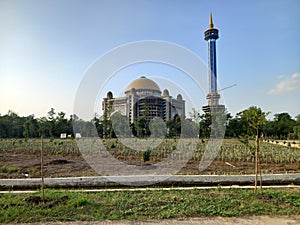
1,152,300,179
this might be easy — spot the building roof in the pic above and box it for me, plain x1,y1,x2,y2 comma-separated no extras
125,76,161,93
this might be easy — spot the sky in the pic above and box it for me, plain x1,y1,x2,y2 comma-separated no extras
0,0,299,120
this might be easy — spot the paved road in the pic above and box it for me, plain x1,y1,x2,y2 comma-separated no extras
9,216,300,225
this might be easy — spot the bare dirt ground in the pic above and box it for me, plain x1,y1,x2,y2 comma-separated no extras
1,152,300,179
6,216,300,225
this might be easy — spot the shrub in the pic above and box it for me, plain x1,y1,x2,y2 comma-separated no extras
110,142,116,148
143,149,151,162
0,166,20,173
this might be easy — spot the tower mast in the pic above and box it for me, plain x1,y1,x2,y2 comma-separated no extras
202,13,225,114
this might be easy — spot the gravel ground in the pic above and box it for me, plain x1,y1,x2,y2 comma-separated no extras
8,216,300,225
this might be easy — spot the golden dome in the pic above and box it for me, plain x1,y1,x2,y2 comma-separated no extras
125,76,161,93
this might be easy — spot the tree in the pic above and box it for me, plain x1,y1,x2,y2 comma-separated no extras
103,98,113,138
0,114,10,138
181,119,198,138
262,120,275,139
111,112,131,138
47,108,56,137
23,115,39,138
226,117,242,137
92,113,104,138
38,117,50,137
149,117,167,138
134,117,150,138
166,114,181,137
294,126,300,140
189,108,201,137
239,106,269,192
198,113,211,138
296,114,300,124
293,114,300,140
210,109,228,139
132,103,152,138
273,113,296,139
54,111,71,137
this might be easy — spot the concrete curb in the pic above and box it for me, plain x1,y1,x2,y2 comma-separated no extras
1,174,300,189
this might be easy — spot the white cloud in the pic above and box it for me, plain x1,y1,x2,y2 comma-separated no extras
268,72,300,95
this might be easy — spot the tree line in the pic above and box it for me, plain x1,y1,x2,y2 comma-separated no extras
0,107,299,140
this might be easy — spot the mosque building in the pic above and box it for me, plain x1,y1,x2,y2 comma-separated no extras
102,76,185,124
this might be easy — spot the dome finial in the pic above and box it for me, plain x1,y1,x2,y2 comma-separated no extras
209,12,214,29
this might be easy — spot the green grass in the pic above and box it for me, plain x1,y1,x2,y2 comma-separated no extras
0,166,20,173
0,188,299,223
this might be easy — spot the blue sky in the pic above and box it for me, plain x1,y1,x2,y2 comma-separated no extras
1,0,299,120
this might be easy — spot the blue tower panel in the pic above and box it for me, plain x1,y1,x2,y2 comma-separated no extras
208,39,217,93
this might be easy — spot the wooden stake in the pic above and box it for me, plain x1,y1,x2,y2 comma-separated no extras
259,136,263,192
41,135,45,203
259,156,262,192
255,129,259,192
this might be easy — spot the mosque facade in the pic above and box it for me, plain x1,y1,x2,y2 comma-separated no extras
102,76,185,124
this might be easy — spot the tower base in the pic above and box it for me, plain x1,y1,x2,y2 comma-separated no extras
202,92,225,114
202,104,225,114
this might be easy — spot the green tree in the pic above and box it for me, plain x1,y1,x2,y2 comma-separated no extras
23,115,39,138
134,117,150,138
166,114,181,137
226,117,242,137
132,103,152,138
210,109,228,139
0,114,10,138
262,120,275,139
111,112,131,138
273,113,296,139
294,126,300,140
181,119,198,138
54,111,71,137
239,106,270,192
199,113,211,138
38,117,50,137
189,108,201,137
293,114,300,140
149,117,167,138
47,108,56,137
92,113,104,138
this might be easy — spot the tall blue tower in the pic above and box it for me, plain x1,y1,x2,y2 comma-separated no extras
202,13,225,114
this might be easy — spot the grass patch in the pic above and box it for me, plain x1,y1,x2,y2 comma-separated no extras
0,188,299,223
0,166,20,173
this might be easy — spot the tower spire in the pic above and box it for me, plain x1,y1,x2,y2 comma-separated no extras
209,12,214,29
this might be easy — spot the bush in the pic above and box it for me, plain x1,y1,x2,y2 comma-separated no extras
143,149,151,162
